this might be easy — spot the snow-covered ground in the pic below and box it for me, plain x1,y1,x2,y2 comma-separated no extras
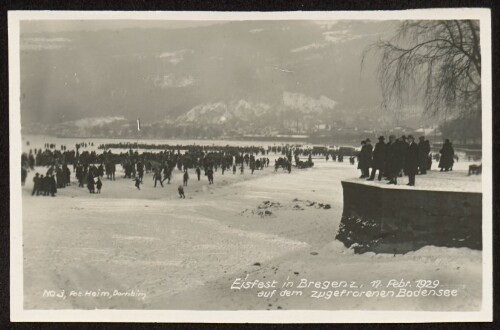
346,161,482,192
21,156,482,310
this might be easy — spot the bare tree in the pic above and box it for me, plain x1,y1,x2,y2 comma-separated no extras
364,20,481,119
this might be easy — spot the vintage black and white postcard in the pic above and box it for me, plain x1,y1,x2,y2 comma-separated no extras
8,9,492,323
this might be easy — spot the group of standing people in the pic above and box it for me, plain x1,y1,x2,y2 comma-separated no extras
31,173,57,197
357,135,433,186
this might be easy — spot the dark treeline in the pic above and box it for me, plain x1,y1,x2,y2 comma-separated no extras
97,143,358,158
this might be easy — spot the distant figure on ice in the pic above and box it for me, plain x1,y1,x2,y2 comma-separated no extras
240,164,244,174
196,166,201,181
137,163,144,183
134,176,142,190
406,135,419,186
87,174,95,194
207,167,214,184
98,164,104,178
63,164,71,186
233,164,237,174
21,167,27,186
49,174,57,197
164,166,172,184
96,178,102,193
40,175,47,195
32,173,40,196
153,169,163,187
183,170,189,186
439,139,455,172
178,185,185,199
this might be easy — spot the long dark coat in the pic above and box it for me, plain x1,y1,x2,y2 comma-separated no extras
406,142,419,174
357,145,366,169
50,176,57,194
439,142,455,169
418,140,430,168
387,141,405,174
357,144,373,169
372,141,386,169
364,144,373,168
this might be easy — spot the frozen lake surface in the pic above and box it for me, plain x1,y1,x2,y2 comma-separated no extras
20,136,483,310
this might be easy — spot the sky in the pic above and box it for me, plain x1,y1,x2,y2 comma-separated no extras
20,20,226,34
18,19,426,129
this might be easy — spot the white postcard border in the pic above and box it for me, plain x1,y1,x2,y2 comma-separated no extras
8,8,493,323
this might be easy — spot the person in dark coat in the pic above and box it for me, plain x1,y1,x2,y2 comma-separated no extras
357,140,367,178
395,136,408,179
207,167,214,184
153,169,163,187
178,185,185,199
49,174,57,196
405,135,419,186
98,164,104,178
32,173,40,195
63,164,71,186
137,163,144,183
96,178,102,193
386,135,403,185
41,174,49,195
363,139,373,178
439,139,455,171
183,170,189,186
417,136,431,174
400,135,409,176
87,174,95,193
56,166,65,188
163,167,172,184
196,166,201,181
134,176,141,190
368,136,386,181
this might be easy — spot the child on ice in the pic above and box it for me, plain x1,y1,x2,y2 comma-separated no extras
178,185,185,198
134,176,142,190
96,178,102,193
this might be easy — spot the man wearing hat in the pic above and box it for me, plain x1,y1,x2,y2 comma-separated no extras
368,136,386,181
385,135,400,184
357,140,367,178
406,135,419,186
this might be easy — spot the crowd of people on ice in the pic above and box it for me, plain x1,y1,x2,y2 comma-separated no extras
356,135,455,186
22,143,325,198
21,137,458,196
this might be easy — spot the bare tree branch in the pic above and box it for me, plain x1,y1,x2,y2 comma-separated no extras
362,20,481,120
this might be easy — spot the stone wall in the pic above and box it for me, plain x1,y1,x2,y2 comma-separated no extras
336,181,482,254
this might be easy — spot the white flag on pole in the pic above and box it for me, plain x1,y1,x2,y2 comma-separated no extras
137,118,141,132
